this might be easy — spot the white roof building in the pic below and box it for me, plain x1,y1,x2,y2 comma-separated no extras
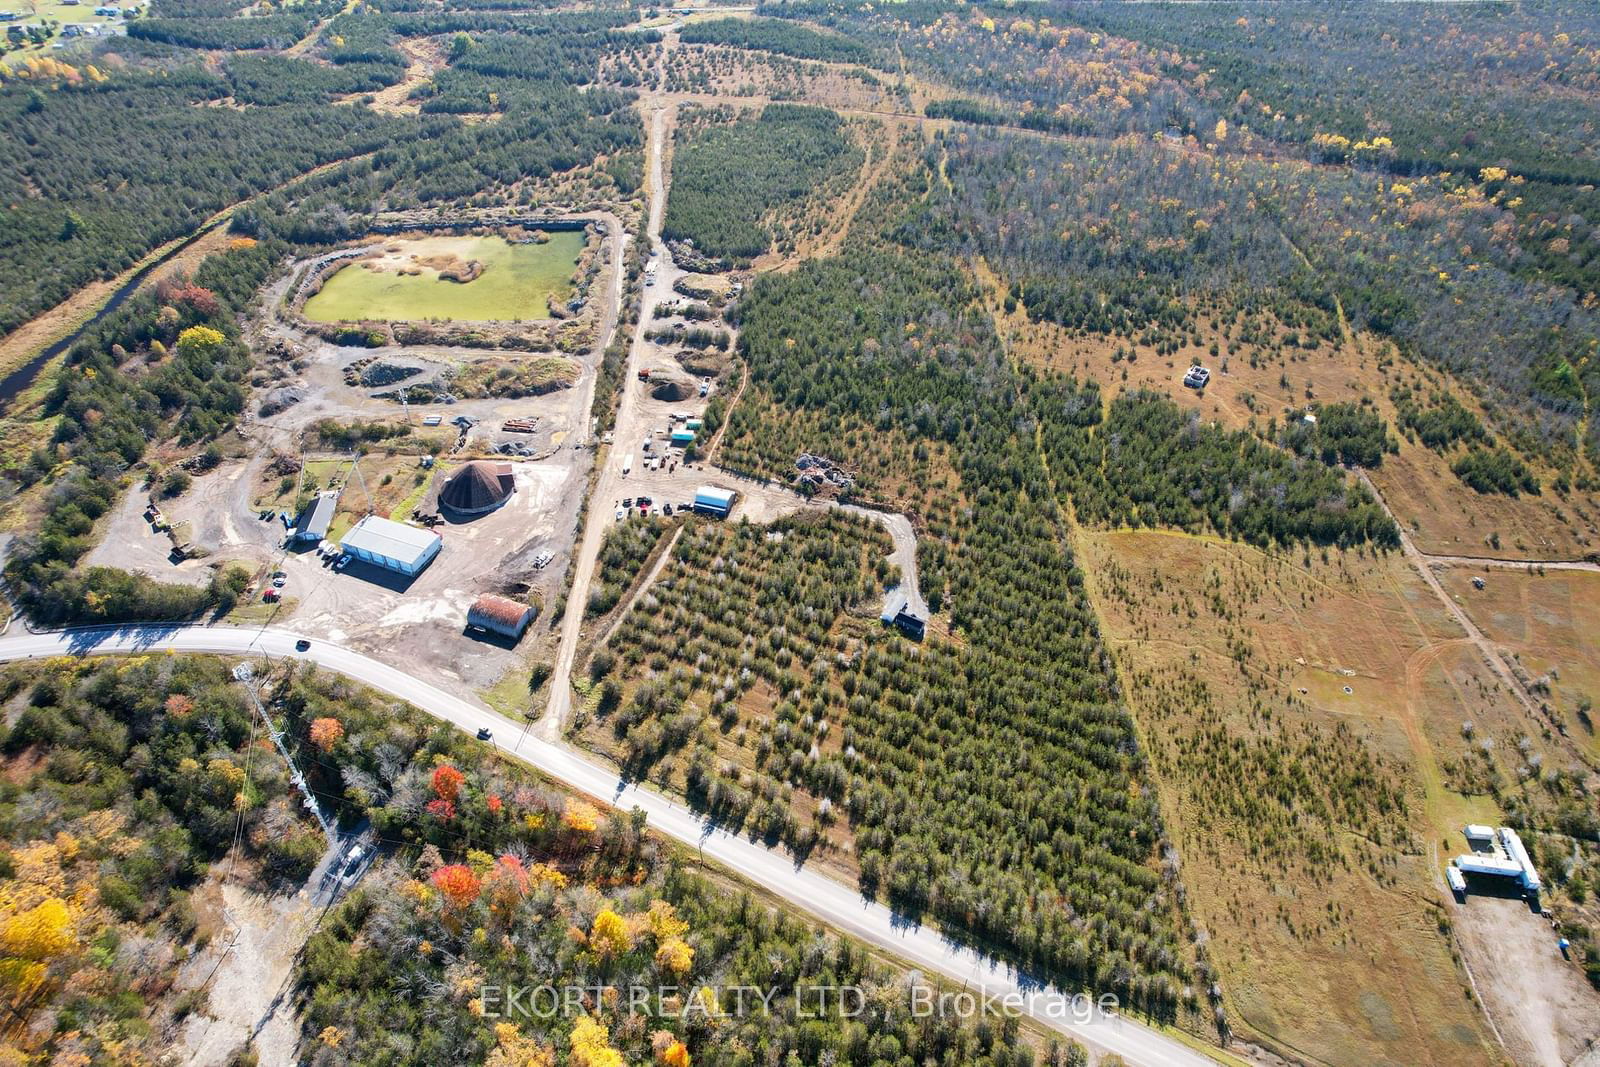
1501,827,1541,892
1454,854,1524,879
340,515,442,577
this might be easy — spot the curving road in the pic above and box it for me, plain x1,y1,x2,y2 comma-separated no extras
0,623,1217,1067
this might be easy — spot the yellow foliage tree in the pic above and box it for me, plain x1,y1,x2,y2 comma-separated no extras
643,899,687,942
208,758,245,791
1,897,76,965
527,863,566,890
175,325,226,359
487,1022,554,1067
560,799,599,835
589,908,632,958
655,937,693,976
661,1041,691,1067
569,1016,623,1067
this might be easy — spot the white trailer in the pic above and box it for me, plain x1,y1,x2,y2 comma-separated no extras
1455,853,1524,879
1501,827,1542,892
621,453,633,476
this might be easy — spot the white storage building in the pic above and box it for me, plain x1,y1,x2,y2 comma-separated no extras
1455,854,1524,879
340,516,442,577
293,491,338,543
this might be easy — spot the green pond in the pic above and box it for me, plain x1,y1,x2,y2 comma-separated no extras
302,232,586,323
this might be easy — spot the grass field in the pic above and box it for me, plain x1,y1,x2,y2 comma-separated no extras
1438,566,1600,760
1076,529,1538,1066
251,454,432,539
302,233,583,323
1372,445,1600,561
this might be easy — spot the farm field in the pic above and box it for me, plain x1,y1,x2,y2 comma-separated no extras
1076,528,1564,1066
302,232,585,323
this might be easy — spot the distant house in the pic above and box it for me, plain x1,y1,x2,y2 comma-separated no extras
293,490,338,543
1183,365,1211,389
466,593,534,640
879,592,926,640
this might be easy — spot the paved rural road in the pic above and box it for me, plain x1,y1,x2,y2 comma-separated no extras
0,624,1218,1067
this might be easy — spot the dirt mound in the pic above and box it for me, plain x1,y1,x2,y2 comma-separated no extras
257,387,305,418
651,379,695,402
416,253,485,283
359,361,425,388
675,349,730,379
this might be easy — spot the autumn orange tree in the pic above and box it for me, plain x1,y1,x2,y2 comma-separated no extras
430,865,482,910
309,716,345,753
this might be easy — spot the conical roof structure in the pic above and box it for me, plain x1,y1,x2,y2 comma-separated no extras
439,461,515,515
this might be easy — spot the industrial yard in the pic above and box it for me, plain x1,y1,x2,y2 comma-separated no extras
77,215,627,704
76,195,791,711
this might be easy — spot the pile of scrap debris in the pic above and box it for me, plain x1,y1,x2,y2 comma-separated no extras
795,453,854,490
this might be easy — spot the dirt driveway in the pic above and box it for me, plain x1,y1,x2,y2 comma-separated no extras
1450,890,1600,1066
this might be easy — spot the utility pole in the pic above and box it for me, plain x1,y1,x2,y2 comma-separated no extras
232,662,335,842
347,450,376,518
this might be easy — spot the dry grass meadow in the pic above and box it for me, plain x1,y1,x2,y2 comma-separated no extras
1075,529,1544,1066
1437,565,1600,762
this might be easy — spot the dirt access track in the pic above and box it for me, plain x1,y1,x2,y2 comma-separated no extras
542,95,928,743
